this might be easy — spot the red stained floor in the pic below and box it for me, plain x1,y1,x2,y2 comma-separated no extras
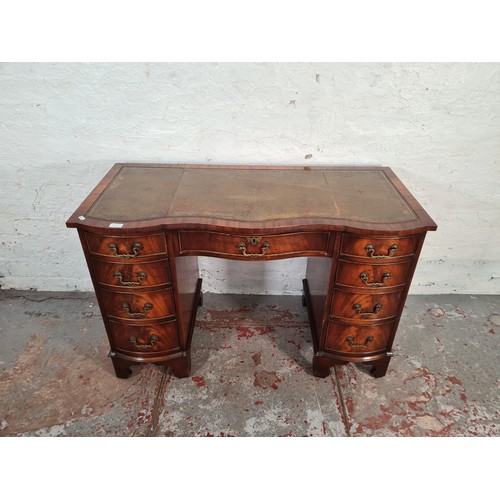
0,291,498,436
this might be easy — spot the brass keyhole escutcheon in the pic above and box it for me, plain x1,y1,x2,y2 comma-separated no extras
247,236,262,246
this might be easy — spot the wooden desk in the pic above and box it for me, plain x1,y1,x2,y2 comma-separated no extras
66,164,437,379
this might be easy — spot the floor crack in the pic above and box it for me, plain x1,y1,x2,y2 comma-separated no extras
147,367,171,437
0,293,95,303
333,366,351,437
312,383,328,436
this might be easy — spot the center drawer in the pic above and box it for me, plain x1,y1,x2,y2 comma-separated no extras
177,230,331,259
99,288,176,320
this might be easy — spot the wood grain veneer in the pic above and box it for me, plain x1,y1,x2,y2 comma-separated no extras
67,164,437,379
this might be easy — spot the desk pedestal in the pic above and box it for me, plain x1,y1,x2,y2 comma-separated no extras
78,228,425,380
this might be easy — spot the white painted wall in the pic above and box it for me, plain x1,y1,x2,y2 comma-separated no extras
1,62,499,294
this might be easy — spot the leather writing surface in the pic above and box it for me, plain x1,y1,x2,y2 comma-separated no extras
86,167,184,221
84,165,417,224
169,169,335,221
323,170,417,223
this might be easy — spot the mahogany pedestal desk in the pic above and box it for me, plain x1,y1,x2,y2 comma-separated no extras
66,164,437,379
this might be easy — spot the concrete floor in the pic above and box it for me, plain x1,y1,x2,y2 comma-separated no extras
0,290,499,437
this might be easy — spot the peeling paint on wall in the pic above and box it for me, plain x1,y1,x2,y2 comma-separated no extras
0,62,499,294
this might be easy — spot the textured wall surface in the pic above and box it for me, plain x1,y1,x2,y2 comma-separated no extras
1,62,499,294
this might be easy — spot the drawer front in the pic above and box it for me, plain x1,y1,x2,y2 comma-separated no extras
92,258,171,288
341,234,419,260
99,288,176,320
330,289,402,321
335,260,411,289
109,319,180,356
177,231,330,259
85,233,167,258
325,322,393,354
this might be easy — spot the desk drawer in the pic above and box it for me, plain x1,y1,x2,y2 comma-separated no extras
92,258,171,288
85,233,167,259
99,288,176,320
330,289,402,321
177,231,330,259
341,234,419,261
325,322,393,354
335,260,411,289
109,319,180,356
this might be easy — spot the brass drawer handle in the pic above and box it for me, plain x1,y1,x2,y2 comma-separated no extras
346,335,374,348
359,272,391,287
365,244,398,259
129,335,158,349
353,303,382,317
114,271,147,286
108,242,143,258
121,302,153,317
237,241,270,258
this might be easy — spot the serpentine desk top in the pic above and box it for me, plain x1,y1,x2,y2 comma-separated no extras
67,164,437,234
